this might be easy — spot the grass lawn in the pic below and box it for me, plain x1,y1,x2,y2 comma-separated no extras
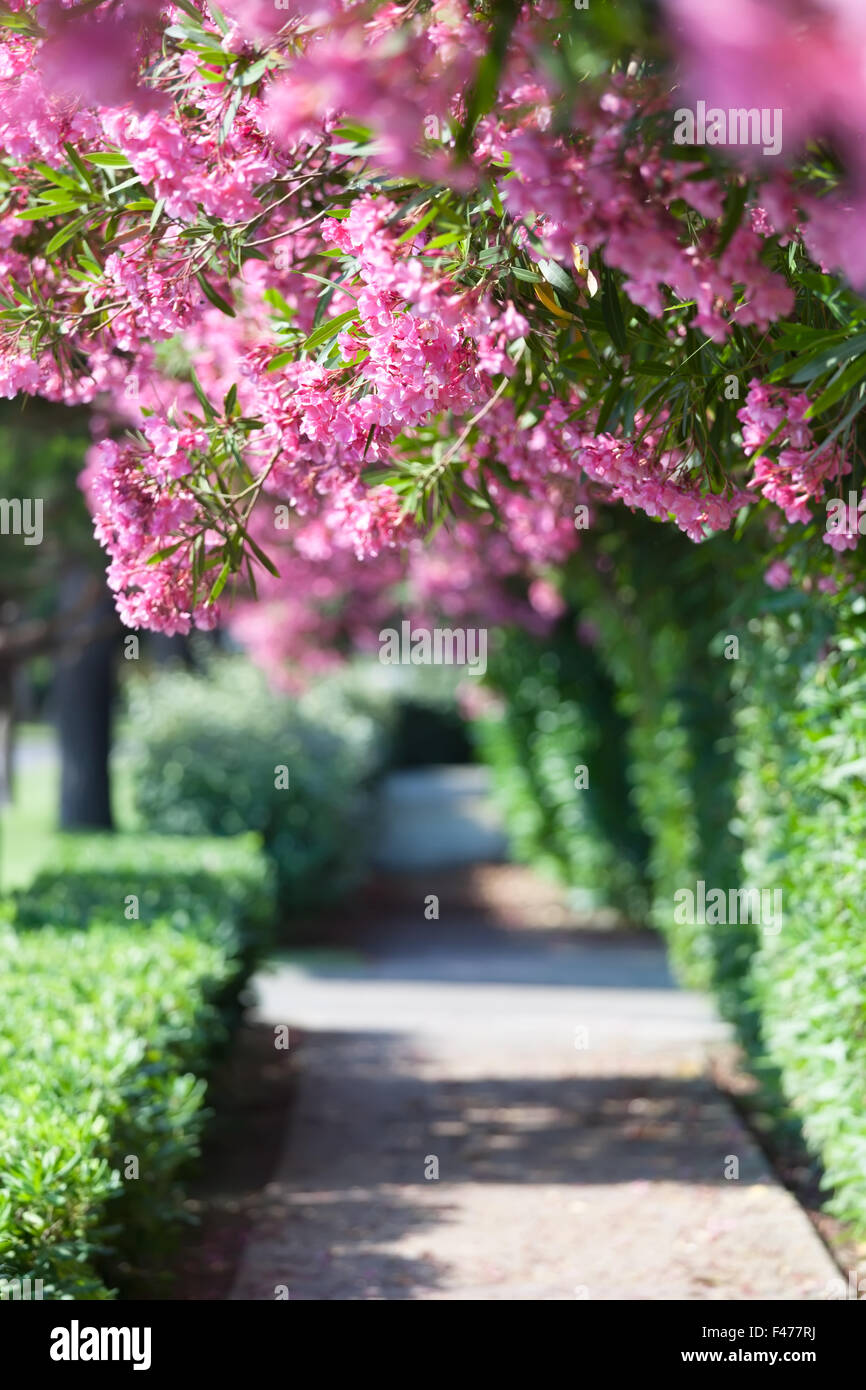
0,724,136,891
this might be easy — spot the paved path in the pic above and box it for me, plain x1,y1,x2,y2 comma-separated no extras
231,907,840,1301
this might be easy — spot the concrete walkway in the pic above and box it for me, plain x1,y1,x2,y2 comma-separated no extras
231,898,840,1301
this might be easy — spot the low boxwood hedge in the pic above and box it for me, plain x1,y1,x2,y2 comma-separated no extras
0,831,274,1300
14,831,274,954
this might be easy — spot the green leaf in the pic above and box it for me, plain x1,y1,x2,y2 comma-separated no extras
455,0,521,158
196,272,236,317
714,181,748,260
16,204,80,221
239,56,270,86
209,1,231,35
810,393,866,456
84,151,133,168
188,369,216,422
193,47,233,64
219,84,243,144
538,258,575,297
33,162,80,191
5,277,33,307
785,333,866,385
772,324,841,351
396,198,447,245
424,230,466,250
170,0,206,20
302,308,358,353
45,214,90,257
266,351,295,372
63,142,95,191
806,356,866,418
600,268,627,354
595,372,624,433
146,541,185,565
208,559,232,603
240,526,280,578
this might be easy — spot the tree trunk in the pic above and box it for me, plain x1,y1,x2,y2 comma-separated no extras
0,666,14,806
54,568,119,830
149,632,194,666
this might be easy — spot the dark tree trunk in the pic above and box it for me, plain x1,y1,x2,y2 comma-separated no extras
0,666,14,806
149,632,193,666
54,568,119,830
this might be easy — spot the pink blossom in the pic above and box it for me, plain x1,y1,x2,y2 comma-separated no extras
764,560,791,589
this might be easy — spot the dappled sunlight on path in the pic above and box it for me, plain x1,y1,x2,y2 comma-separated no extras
232,880,839,1301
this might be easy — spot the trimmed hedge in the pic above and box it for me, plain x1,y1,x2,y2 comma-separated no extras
0,831,274,1300
479,514,866,1234
472,624,650,920
14,832,274,954
734,592,866,1230
566,522,748,1010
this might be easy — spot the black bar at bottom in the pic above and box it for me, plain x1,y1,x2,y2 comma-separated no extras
0,1297,857,1375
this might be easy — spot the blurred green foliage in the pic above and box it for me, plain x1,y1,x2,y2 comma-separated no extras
471,622,650,919
306,659,473,770
126,655,383,909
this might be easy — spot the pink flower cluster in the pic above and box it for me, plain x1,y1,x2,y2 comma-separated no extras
738,379,850,535
663,0,866,288
0,0,858,661
81,434,219,633
493,86,793,343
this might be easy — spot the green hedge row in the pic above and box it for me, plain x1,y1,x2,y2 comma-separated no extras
14,832,273,959
475,515,866,1233
472,623,650,921
0,831,274,1300
566,522,749,1009
734,593,866,1229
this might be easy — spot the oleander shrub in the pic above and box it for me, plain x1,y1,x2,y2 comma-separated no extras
126,656,381,908
0,830,275,1299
